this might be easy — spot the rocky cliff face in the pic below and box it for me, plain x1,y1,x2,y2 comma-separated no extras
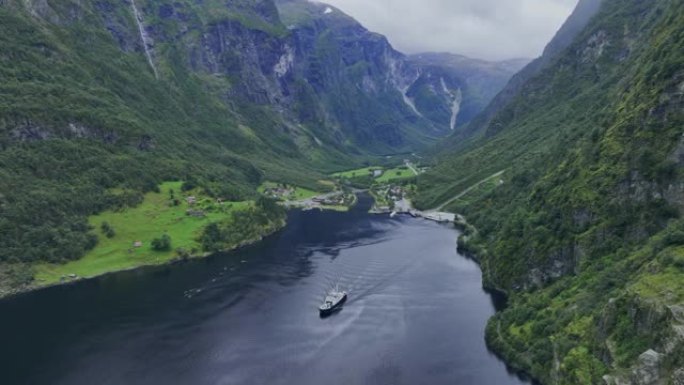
2,0,520,154
275,0,526,149
276,0,437,150
116,0,453,153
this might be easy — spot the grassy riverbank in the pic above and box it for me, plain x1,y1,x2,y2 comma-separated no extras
31,182,261,287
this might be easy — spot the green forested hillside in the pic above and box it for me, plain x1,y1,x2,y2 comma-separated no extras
418,0,684,382
0,0,341,277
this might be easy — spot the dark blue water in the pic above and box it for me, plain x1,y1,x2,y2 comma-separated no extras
0,196,529,384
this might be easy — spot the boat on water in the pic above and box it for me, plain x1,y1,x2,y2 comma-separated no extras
319,289,347,316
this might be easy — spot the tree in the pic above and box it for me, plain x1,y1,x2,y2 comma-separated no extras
100,221,116,238
256,196,285,217
151,234,172,251
200,223,222,251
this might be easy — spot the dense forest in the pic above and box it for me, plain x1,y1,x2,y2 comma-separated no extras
0,0,331,268
418,0,684,383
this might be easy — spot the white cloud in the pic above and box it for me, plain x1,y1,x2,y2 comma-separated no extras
319,0,578,61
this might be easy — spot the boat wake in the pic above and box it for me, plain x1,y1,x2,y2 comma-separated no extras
315,240,418,306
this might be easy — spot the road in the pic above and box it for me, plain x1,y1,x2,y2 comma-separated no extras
405,160,419,176
434,170,506,211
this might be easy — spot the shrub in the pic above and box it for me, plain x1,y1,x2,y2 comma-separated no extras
9,264,34,287
151,234,172,251
100,221,116,238
175,247,191,260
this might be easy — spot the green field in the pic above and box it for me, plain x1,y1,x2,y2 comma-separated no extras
332,166,382,178
375,167,415,182
34,182,250,285
332,166,415,182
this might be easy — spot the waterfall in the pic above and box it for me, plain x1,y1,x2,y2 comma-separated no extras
449,89,462,130
129,0,158,79
440,78,462,130
400,85,423,117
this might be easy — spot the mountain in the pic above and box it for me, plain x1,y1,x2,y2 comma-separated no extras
0,0,521,288
406,52,528,131
276,0,525,142
441,0,603,147
417,0,684,383
274,0,444,151
0,0,338,270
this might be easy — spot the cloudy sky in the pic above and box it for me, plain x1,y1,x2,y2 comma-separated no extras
320,0,578,61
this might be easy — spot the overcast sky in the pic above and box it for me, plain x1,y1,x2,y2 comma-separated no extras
319,0,578,61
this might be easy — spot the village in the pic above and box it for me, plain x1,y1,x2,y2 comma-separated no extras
259,160,454,223
260,182,357,211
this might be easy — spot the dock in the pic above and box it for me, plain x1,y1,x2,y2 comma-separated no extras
377,198,456,223
406,209,455,223
416,211,456,223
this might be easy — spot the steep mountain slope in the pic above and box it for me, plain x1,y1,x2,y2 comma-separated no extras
418,0,684,383
0,0,336,269
277,0,524,140
406,53,528,130
440,0,603,147
131,0,436,154
276,0,451,150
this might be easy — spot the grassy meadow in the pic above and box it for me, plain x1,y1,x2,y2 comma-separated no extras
34,182,250,285
376,167,415,183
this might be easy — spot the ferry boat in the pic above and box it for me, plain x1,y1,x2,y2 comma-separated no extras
319,289,347,316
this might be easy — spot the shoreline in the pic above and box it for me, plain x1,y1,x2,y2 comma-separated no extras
0,218,288,301
1,191,363,302
450,213,543,385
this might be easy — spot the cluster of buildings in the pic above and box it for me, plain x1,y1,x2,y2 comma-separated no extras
387,186,405,200
263,186,294,199
312,194,346,206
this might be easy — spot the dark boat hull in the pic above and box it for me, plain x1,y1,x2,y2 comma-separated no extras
319,294,347,317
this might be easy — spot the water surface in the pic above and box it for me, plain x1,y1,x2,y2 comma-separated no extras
0,197,529,385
